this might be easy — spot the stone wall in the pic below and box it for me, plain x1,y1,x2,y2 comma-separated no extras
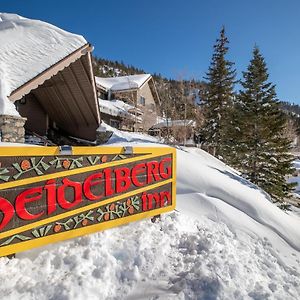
0,115,27,143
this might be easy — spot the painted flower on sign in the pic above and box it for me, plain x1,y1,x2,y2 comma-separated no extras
62,159,71,169
101,155,108,163
20,160,31,171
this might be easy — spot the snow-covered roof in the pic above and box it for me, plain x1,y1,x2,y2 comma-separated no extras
98,99,143,123
151,119,196,129
0,13,87,116
95,74,152,92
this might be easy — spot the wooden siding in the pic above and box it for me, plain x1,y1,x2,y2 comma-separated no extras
17,93,48,136
137,82,159,131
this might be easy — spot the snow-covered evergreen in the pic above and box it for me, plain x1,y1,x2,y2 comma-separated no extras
200,27,236,158
233,47,296,202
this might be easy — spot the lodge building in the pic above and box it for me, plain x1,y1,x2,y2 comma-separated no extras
0,13,162,145
96,74,161,132
0,13,100,145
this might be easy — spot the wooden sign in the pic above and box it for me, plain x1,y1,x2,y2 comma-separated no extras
0,146,176,256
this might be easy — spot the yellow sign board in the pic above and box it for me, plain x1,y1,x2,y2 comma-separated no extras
0,146,176,257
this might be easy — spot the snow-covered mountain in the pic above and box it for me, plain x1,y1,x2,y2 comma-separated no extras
0,125,300,299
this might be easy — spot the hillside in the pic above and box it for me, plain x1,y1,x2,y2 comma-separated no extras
281,101,300,117
92,57,300,140
1,126,299,299
92,56,204,123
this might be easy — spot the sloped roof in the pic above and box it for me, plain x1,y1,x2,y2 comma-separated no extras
98,99,142,123
0,13,87,115
95,74,152,92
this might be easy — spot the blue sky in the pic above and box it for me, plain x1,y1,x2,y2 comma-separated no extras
1,0,300,103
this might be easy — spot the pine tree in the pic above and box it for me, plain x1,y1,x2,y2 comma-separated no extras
236,46,295,202
200,27,236,158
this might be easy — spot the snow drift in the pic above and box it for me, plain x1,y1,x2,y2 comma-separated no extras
0,128,299,299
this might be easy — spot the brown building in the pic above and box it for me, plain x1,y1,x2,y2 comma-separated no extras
95,74,160,132
14,44,100,142
150,119,196,146
0,13,100,144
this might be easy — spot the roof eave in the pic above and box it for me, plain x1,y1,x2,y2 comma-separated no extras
9,43,92,102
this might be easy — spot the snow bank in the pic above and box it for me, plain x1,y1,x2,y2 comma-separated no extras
0,128,300,299
95,74,151,92
177,147,300,252
100,121,159,144
0,13,87,116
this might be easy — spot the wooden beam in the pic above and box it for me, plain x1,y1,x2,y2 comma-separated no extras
86,52,101,124
57,71,89,126
70,58,98,123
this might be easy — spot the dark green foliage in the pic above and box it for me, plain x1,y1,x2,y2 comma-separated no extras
92,57,145,77
234,47,296,202
278,202,292,211
200,27,236,158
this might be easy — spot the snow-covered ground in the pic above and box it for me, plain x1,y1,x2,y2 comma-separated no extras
100,122,159,145
0,128,300,300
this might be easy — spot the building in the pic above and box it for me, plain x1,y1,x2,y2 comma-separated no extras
149,119,196,146
0,13,100,144
95,74,160,132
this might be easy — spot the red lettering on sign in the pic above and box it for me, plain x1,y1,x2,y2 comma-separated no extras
141,190,171,211
115,167,131,193
57,178,82,209
141,192,148,211
159,191,171,206
146,161,160,184
103,168,114,196
15,187,44,220
132,163,146,187
0,156,173,232
0,197,14,231
83,173,104,201
159,158,172,179
44,179,57,215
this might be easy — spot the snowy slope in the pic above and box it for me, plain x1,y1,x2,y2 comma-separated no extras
0,128,300,299
100,121,158,145
0,13,86,115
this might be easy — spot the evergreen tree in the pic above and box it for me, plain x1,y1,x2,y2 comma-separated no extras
236,46,295,202
200,27,236,158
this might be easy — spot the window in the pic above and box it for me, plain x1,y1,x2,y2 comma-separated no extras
138,96,145,106
150,103,155,111
110,119,120,129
